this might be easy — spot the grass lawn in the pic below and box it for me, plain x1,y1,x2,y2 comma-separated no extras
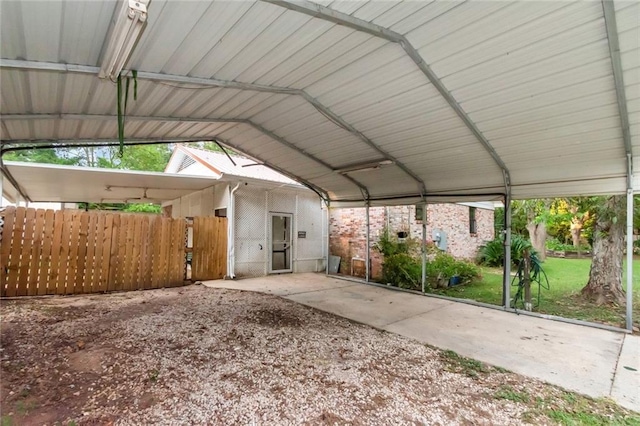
433,257,640,329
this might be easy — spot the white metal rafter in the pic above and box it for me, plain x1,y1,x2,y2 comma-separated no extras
601,0,634,332
0,112,370,199
0,58,424,197
261,0,512,192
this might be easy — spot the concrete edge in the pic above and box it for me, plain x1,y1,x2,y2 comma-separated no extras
327,274,632,335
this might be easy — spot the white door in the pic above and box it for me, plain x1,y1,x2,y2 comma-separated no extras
269,213,292,273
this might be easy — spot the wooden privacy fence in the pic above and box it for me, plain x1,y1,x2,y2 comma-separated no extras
0,207,187,297
191,216,227,281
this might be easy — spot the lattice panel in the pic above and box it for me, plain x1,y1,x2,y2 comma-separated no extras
268,190,296,214
235,187,267,277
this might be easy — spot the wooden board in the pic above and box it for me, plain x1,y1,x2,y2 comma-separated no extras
0,208,190,297
192,217,228,281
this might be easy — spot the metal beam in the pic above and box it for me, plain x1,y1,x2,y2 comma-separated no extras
262,0,511,190
212,137,329,201
503,193,512,309
301,92,426,195
626,188,634,331
0,112,370,198
243,121,370,199
602,0,633,188
1,137,330,202
1,58,422,194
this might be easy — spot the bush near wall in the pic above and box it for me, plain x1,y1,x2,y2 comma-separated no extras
375,228,480,291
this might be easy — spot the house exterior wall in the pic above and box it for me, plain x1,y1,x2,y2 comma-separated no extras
234,184,325,278
329,204,494,279
167,184,228,218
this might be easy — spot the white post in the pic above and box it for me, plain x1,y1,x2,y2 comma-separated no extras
626,189,634,331
226,183,241,279
365,203,370,282
421,203,427,293
503,196,512,308
326,201,330,275
0,172,3,207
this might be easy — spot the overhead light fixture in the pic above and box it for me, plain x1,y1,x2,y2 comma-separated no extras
99,0,149,81
335,159,394,174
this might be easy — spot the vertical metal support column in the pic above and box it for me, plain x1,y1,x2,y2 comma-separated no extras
626,189,634,331
365,203,370,282
326,201,330,275
0,172,3,207
421,203,427,293
503,195,512,308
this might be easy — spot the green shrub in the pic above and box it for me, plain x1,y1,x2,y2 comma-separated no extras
546,237,590,252
373,227,419,257
381,253,421,290
478,234,534,267
427,252,480,287
376,228,480,290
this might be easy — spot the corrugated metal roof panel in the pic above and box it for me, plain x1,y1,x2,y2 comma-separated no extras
0,0,636,204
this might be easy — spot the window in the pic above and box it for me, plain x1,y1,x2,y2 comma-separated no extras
469,207,477,235
214,208,227,218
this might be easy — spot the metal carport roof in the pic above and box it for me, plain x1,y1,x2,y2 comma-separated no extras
0,0,638,205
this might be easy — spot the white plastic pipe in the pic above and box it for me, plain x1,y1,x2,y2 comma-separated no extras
226,183,241,279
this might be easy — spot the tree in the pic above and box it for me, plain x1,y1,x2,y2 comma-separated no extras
3,148,80,165
513,199,549,261
581,195,626,305
97,144,172,172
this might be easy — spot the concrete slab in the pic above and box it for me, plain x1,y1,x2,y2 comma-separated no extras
384,302,624,399
285,283,454,328
202,273,356,296
611,335,640,411
201,273,636,411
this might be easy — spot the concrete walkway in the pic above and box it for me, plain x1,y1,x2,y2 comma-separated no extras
203,273,639,412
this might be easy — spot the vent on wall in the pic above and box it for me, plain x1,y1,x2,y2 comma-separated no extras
177,156,196,173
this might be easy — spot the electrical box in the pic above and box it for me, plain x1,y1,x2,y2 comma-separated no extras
415,203,426,221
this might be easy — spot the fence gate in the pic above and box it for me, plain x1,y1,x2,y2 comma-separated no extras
191,216,227,281
0,207,187,297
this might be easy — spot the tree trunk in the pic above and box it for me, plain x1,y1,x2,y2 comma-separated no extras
526,221,547,261
570,223,582,248
581,196,626,305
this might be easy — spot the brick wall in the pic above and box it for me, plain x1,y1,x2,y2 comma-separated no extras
329,204,494,279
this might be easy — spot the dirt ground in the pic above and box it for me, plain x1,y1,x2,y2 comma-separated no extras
0,285,637,425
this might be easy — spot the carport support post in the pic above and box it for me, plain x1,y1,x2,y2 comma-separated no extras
0,172,3,207
421,203,427,293
503,196,512,308
365,202,370,282
626,189,634,331
325,201,330,275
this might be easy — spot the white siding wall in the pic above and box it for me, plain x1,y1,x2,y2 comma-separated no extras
169,184,228,218
234,185,325,278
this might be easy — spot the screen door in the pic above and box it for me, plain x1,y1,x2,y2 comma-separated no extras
269,213,292,273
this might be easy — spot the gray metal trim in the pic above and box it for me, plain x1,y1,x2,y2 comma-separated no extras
1,58,417,195
626,188,634,331
211,137,329,201
0,112,369,198
243,121,370,200
602,0,633,187
263,0,511,189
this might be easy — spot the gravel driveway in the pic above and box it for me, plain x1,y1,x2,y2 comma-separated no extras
1,285,636,425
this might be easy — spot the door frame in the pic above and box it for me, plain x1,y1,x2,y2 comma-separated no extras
268,212,293,274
